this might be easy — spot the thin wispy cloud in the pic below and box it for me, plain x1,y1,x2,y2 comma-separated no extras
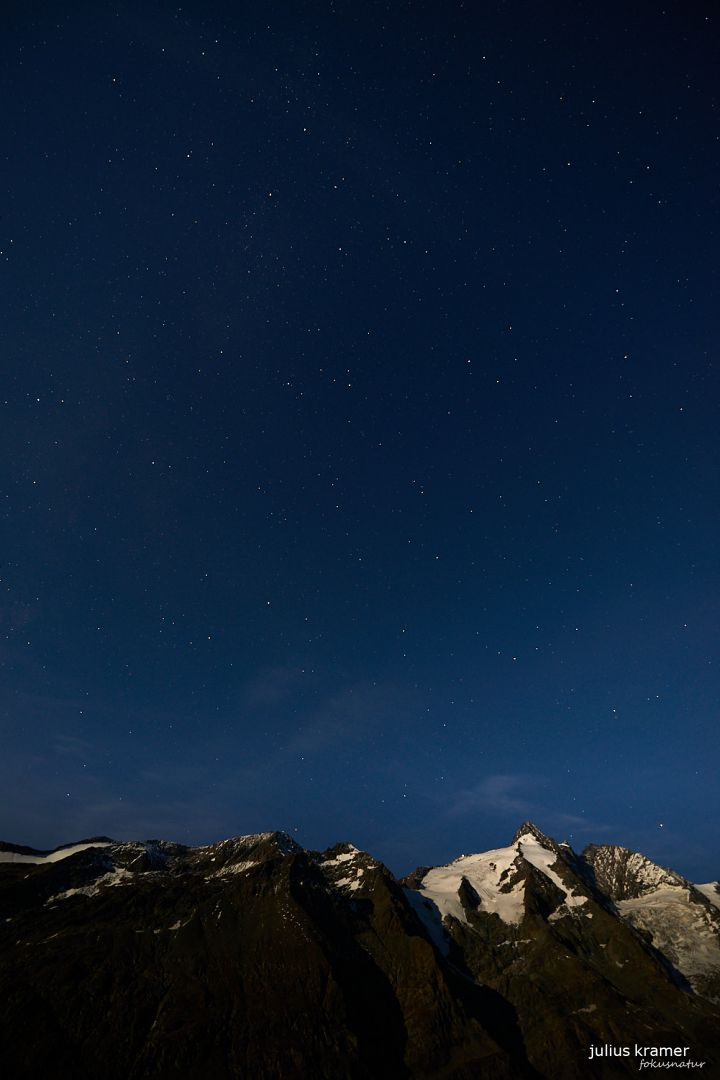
446,773,537,819
445,773,610,838
52,734,96,758
242,664,308,709
288,680,415,755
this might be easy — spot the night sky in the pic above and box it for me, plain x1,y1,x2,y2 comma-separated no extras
2,2,719,880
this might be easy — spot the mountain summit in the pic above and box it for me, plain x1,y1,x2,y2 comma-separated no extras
510,820,562,849
1,826,719,1078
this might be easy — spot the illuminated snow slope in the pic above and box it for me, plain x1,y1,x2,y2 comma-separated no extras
408,828,588,931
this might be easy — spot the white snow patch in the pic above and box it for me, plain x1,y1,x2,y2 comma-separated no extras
155,916,192,932
696,883,720,911
334,875,362,891
46,867,133,902
0,842,112,865
618,886,720,992
214,860,256,876
322,850,358,866
415,844,526,926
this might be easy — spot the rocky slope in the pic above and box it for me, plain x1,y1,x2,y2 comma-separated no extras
1,824,718,1079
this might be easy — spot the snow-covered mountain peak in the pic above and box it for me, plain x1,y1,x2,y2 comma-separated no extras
511,821,559,850
511,823,575,867
404,825,591,936
316,842,379,893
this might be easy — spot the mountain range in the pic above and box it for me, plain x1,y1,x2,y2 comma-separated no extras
1,822,718,1078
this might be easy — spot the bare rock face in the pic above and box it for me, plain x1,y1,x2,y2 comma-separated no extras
1,826,719,1079
582,843,686,901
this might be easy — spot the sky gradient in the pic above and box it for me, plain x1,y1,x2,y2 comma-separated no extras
1,1,719,880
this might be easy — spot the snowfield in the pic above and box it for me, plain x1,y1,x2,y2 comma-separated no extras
0,841,112,865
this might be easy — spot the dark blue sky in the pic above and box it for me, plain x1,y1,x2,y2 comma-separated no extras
1,1,718,879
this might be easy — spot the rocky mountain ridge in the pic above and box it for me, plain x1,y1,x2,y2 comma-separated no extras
1,824,719,1079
